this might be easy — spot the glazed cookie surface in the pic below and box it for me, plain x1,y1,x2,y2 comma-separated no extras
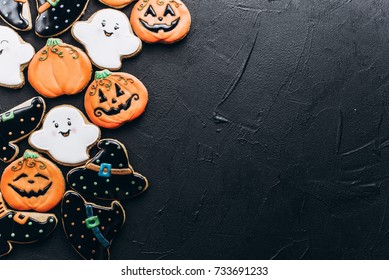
0,150,66,212
0,97,46,163
99,0,134,9
61,191,125,260
0,26,35,88
0,193,57,257
35,0,90,37
72,9,142,70
28,38,92,98
0,0,31,31
68,138,148,200
85,70,148,129
29,105,100,166
130,0,191,44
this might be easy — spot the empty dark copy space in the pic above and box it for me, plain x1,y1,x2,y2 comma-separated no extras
1,0,389,260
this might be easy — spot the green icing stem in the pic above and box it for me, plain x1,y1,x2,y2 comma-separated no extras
24,151,39,159
46,38,62,46
95,70,112,80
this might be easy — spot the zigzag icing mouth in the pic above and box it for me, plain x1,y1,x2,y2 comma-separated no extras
8,182,52,198
140,18,180,33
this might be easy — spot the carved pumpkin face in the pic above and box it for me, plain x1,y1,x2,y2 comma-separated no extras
0,151,65,212
84,70,148,129
130,0,191,44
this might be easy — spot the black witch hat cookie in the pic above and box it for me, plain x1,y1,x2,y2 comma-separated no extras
0,0,32,31
35,0,89,37
0,193,57,257
0,97,46,163
61,191,125,260
67,139,148,200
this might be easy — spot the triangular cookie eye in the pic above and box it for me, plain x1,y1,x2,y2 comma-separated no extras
164,4,175,16
99,89,108,103
144,5,157,17
115,83,125,97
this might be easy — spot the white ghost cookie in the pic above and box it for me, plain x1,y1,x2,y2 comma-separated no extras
29,105,101,166
0,26,35,88
71,9,142,70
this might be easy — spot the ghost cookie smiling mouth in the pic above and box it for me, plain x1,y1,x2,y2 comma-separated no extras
60,130,71,137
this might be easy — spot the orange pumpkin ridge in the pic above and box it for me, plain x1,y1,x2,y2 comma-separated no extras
0,150,65,212
84,70,149,129
28,38,92,98
130,0,191,44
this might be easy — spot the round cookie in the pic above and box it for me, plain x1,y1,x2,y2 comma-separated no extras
28,38,92,98
29,105,101,166
85,70,148,129
130,0,191,44
72,9,142,70
61,191,125,260
0,150,65,212
67,138,149,200
0,26,35,89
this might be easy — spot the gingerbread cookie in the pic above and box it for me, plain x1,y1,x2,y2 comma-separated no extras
0,26,35,88
61,191,125,260
0,193,57,257
130,0,191,44
0,97,46,163
72,9,142,70
29,105,101,166
28,38,92,98
67,139,148,200
0,150,65,212
99,0,134,9
0,0,31,31
35,0,89,37
85,70,148,129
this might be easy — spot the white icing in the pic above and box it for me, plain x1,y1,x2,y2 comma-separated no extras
29,106,100,165
72,9,142,70
0,26,34,87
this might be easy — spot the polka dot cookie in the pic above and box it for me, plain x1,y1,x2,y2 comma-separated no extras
61,191,125,260
0,97,46,163
67,138,148,200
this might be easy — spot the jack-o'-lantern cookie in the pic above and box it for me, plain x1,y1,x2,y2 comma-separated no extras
0,97,46,163
29,105,101,166
85,70,148,129
130,0,191,44
0,193,57,257
68,139,148,200
34,0,90,37
0,0,31,31
99,0,134,9
61,191,125,259
1,150,65,212
0,26,35,89
72,9,142,70
28,38,92,98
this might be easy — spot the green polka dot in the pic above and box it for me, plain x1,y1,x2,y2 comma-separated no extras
96,160,100,163
72,183,76,187
39,229,43,233
8,214,12,219
80,176,84,180
138,186,143,190
11,233,15,237
83,186,87,190
28,222,32,226
25,234,29,238
119,164,123,167
106,179,110,183
94,182,98,186
105,190,109,194
115,187,119,191
49,218,54,223
131,181,135,185
111,153,114,157
125,192,129,196
94,192,97,196
117,146,121,150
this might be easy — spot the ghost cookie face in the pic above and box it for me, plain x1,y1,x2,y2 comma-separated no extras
72,9,142,70
61,191,125,259
130,0,191,44
1,150,65,212
35,0,90,37
85,70,148,129
0,97,46,163
0,26,34,88
68,139,148,200
28,38,92,98
0,0,31,31
29,105,101,166
0,193,57,257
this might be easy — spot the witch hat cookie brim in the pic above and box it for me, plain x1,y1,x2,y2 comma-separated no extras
61,191,125,260
0,193,58,257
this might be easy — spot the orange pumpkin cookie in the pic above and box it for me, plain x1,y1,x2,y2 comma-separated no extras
28,38,92,98
130,0,191,44
0,150,66,212
85,70,148,129
99,0,134,9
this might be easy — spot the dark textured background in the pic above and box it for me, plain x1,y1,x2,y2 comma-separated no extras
2,0,389,260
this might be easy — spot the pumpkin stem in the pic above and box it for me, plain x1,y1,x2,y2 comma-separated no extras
95,70,112,80
46,38,63,46
23,150,39,159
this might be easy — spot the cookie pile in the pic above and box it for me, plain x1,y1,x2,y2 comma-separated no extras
0,0,191,259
